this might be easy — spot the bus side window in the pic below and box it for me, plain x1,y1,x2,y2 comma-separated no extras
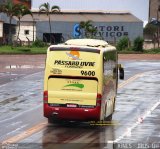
103,51,117,78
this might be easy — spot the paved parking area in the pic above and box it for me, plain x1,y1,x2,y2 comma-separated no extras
0,54,159,85
0,55,46,85
0,54,159,70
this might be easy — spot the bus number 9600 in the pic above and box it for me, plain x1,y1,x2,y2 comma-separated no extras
81,70,95,76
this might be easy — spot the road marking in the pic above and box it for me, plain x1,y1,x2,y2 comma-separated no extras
108,101,160,144
2,122,47,144
118,72,144,89
1,72,146,144
0,104,42,124
108,70,160,144
0,71,43,88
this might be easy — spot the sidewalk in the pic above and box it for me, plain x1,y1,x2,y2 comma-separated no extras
0,55,46,67
118,54,160,60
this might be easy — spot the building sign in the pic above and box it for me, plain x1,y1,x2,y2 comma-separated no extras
98,25,128,38
73,24,129,39
73,23,81,38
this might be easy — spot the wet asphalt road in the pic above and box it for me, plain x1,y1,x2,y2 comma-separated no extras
0,60,160,149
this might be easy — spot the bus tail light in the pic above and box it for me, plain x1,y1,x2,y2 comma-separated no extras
43,91,48,103
97,94,102,99
96,94,102,106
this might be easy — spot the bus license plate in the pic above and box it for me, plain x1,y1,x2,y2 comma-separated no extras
67,104,77,108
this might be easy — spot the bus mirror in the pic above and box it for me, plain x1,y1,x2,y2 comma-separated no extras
118,64,124,80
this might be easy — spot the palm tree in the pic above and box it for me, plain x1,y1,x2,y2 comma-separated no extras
0,0,18,44
80,20,93,38
39,2,60,44
87,26,98,38
14,4,32,42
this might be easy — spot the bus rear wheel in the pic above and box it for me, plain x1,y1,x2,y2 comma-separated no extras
104,114,112,121
48,117,54,123
48,117,61,124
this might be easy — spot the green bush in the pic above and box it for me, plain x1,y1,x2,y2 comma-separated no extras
116,36,129,51
132,37,144,52
32,39,46,47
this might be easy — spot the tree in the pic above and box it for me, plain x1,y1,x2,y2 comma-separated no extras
14,4,32,42
145,21,160,48
79,20,97,38
144,23,157,35
144,23,157,39
87,25,98,38
0,0,18,44
39,2,60,44
80,20,92,38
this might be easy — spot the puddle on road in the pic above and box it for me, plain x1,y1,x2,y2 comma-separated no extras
5,65,44,69
11,108,21,111
1,93,10,96
0,96,20,106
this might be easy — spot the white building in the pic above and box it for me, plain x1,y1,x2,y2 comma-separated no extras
0,13,17,44
15,21,36,45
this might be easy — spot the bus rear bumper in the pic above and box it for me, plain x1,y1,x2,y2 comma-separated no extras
44,103,101,121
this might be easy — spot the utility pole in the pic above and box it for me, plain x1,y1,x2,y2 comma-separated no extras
157,5,160,48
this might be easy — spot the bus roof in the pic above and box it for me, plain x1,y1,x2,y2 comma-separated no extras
65,39,108,47
49,39,116,52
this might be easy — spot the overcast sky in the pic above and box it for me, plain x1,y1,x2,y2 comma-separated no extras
32,0,149,22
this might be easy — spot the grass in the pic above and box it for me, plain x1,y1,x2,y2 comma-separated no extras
118,51,143,54
118,48,160,54
0,45,48,54
0,45,160,54
144,48,160,54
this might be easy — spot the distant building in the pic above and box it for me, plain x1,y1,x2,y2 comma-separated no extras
0,0,31,9
0,0,6,4
19,11,143,44
0,0,31,44
0,13,17,44
12,0,31,9
0,10,143,45
149,0,160,21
